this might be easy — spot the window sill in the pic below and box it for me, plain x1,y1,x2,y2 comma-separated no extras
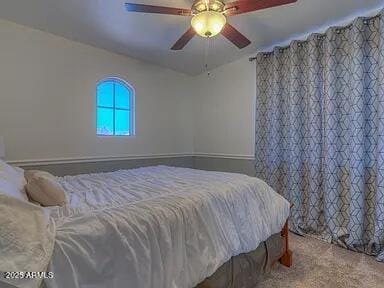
97,135,136,138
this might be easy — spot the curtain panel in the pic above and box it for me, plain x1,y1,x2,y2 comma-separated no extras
255,10,384,261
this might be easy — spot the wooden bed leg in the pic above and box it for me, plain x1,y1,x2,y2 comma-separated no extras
279,220,292,267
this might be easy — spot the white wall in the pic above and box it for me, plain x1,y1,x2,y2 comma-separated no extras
2,6,383,165
0,19,194,162
193,57,256,158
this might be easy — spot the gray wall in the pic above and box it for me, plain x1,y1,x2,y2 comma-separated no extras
22,157,194,176
20,156,254,177
193,157,255,176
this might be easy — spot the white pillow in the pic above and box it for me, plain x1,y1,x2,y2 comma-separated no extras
0,159,28,201
0,178,27,201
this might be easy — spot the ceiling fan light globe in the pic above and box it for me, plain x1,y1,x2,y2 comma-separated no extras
191,11,226,38
194,22,205,34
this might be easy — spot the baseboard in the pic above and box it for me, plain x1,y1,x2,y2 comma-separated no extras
194,153,255,160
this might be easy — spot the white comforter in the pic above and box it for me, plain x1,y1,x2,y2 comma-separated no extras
44,166,290,288
0,195,55,288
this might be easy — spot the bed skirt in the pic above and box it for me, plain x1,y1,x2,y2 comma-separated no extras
195,233,283,288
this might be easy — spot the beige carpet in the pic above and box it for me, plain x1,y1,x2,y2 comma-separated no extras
258,233,384,288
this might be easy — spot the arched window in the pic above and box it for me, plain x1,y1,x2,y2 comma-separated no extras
96,78,134,136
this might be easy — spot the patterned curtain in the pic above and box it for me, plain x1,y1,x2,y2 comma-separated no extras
255,11,384,261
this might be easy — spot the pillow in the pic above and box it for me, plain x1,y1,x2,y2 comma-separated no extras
25,172,67,207
24,170,56,182
0,160,28,201
0,178,28,201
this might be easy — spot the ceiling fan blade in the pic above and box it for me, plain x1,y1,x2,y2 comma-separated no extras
224,0,297,16
125,3,191,16
171,27,196,50
221,23,251,49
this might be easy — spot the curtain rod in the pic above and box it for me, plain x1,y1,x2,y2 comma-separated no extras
248,12,381,64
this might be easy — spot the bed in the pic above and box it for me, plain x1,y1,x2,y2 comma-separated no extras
0,165,291,288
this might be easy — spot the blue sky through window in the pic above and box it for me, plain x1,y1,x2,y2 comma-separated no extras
96,79,133,136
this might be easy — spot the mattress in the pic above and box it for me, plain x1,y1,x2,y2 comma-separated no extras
43,166,290,288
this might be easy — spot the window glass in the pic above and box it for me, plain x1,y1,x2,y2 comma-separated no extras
115,83,130,109
97,81,114,107
115,110,130,136
97,107,114,136
96,78,134,136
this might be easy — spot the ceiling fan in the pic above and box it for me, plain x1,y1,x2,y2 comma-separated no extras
125,0,297,50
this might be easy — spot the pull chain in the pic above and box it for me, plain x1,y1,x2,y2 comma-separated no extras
204,37,211,76
204,0,212,76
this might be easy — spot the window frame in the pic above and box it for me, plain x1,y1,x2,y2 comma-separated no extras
96,77,135,137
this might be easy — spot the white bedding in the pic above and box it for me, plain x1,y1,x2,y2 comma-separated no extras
44,166,290,288
0,195,55,288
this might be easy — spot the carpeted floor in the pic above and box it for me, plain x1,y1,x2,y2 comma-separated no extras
258,233,384,288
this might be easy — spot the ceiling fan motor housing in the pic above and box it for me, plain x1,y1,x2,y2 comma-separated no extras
192,0,225,14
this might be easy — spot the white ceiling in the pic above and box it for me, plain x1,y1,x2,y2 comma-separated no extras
0,0,383,75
